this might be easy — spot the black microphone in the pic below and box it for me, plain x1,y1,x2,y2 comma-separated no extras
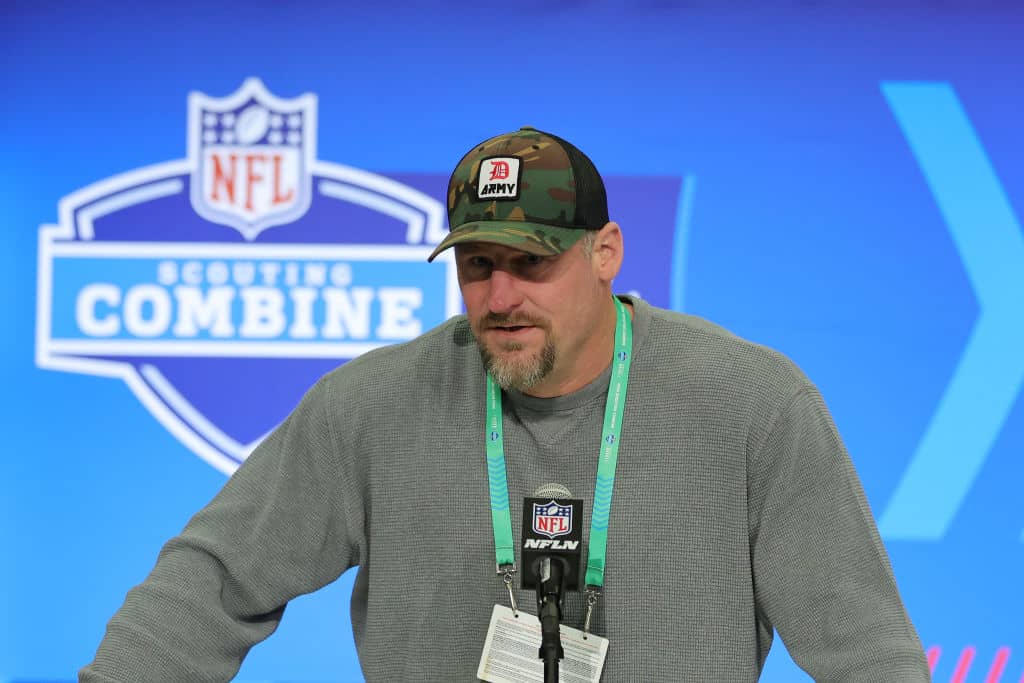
522,483,583,681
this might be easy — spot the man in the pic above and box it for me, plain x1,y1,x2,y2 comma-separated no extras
82,127,929,681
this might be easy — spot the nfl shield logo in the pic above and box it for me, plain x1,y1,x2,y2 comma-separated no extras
532,500,573,539
188,78,315,240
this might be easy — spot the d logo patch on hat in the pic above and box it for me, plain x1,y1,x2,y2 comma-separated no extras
476,156,521,200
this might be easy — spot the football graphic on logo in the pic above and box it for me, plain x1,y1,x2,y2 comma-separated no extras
235,105,270,145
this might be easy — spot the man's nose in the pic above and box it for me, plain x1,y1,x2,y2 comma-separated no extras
487,269,524,313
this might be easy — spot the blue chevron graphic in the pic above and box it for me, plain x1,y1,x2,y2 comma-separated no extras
878,82,1024,540
671,174,698,312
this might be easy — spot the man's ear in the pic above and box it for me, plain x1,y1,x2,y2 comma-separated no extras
593,221,623,283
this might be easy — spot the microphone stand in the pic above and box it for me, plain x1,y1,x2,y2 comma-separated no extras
535,557,566,683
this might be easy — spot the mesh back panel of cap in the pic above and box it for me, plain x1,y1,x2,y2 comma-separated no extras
543,131,609,229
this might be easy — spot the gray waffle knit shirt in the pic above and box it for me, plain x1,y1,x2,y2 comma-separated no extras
82,296,929,682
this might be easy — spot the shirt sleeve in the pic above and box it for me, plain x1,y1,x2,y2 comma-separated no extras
80,376,361,682
747,385,931,682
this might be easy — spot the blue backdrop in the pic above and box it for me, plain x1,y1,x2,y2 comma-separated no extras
4,1,1022,681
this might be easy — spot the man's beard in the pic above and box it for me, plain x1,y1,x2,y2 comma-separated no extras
474,313,556,391
480,337,557,391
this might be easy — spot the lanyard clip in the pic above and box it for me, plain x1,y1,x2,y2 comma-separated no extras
583,586,602,635
498,564,518,615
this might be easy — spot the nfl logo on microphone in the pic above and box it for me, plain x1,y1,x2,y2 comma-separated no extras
533,502,573,539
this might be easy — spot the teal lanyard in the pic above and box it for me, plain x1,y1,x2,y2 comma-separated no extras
484,297,633,593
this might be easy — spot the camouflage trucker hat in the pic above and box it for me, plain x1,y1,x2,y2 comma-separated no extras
426,127,609,262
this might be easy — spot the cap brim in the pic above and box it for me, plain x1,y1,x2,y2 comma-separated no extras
427,222,587,262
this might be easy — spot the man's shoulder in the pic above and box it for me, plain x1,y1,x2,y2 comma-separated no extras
320,314,478,390
636,299,812,399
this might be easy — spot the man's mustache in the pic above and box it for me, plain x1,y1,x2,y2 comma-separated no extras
479,312,548,329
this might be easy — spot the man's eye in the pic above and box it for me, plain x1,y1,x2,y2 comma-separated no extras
469,256,492,268
522,254,544,266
